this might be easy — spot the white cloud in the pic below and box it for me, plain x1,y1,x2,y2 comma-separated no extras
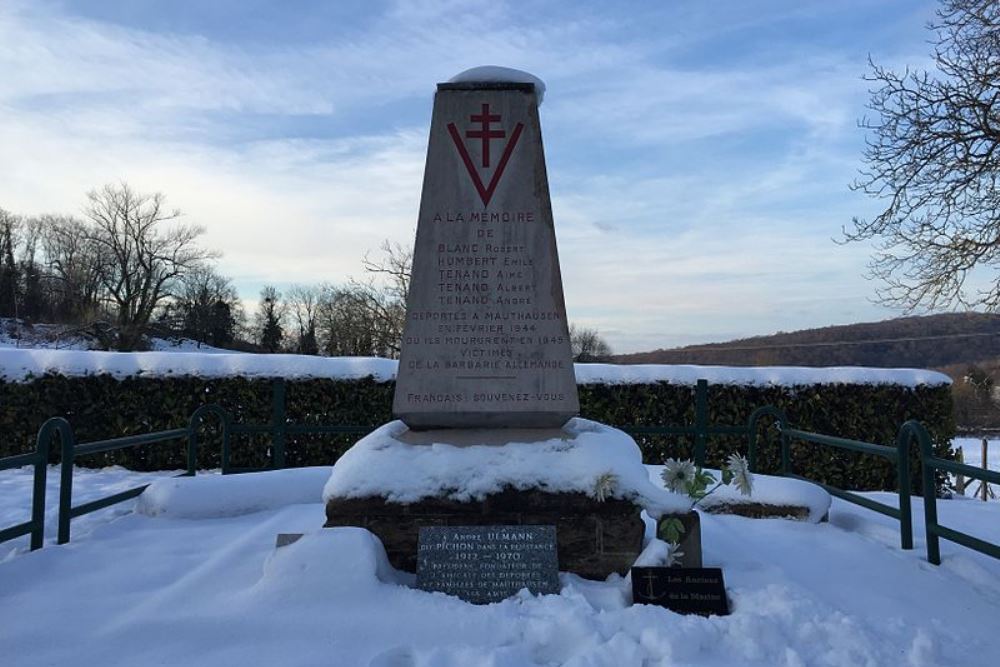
0,0,934,352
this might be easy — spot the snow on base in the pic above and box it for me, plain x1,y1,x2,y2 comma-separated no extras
136,467,332,519
646,464,832,522
0,347,949,386
449,65,546,104
257,528,408,598
125,457,829,524
323,418,691,515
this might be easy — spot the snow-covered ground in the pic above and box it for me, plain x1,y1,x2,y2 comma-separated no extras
953,437,1000,499
2,463,999,666
0,318,230,354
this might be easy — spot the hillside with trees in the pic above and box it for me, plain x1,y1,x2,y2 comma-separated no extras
616,312,1000,432
616,313,1000,369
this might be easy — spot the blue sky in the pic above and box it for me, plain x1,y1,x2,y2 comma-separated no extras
0,0,942,352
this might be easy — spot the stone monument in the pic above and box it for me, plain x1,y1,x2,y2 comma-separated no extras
393,75,579,429
325,69,646,592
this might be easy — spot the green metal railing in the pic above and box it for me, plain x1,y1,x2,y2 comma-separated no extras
755,408,916,550
898,420,1000,565
55,416,202,545
754,413,1000,565
0,378,752,553
0,387,378,551
0,418,64,551
3,376,998,568
216,379,373,474
621,379,750,467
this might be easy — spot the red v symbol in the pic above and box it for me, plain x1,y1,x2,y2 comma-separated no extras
448,122,524,206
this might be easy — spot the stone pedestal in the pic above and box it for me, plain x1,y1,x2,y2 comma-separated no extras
325,488,645,580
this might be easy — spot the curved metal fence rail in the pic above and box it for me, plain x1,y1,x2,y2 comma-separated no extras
0,418,64,551
751,416,1000,565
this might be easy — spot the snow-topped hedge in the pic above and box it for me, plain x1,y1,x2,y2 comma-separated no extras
0,349,954,491
0,348,950,387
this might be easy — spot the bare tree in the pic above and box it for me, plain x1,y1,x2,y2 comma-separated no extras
83,182,217,350
348,239,412,357
847,0,1000,310
165,265,243,348
570,324,613,362
316,284,386,357
42,215,105,323
361,239,411,304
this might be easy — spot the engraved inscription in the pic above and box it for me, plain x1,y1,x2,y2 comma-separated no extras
417,525,560,604
392,83,579,428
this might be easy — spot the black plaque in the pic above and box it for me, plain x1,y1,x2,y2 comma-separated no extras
417,525,559,604
631,567,730,616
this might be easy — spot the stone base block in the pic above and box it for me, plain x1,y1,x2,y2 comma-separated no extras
325,488,644,580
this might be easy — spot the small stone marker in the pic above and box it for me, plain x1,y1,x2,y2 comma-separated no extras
275,533,304,548
416,525,559,604
631,567,730,616
393,78,579,429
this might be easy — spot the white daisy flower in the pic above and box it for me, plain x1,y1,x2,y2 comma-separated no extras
726,453,754,497
661,458,697,494
593,472,618,502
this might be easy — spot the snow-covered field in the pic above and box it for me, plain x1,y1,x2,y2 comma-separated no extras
2,463,999,666
953,437,1000,498
0,318,229,354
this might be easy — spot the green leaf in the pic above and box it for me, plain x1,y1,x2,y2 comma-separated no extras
657,517,686,544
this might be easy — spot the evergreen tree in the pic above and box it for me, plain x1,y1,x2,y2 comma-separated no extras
255,285,285,353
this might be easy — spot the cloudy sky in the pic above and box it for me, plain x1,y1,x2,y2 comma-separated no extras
0,0,942,353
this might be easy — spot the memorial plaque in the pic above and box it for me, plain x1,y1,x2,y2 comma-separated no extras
631,567,730,616
416,525,559,604
393,80,579,429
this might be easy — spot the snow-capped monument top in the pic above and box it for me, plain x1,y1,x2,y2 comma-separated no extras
448,66,546,105
392,72,577,429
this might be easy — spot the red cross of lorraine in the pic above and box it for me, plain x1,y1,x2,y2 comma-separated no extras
446,102,524,206
465,103,505,168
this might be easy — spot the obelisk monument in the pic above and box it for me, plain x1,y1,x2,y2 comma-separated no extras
393,71,579,429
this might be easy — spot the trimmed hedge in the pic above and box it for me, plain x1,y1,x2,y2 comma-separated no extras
0,373,954,492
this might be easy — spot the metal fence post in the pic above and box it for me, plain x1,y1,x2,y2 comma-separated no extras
188,404,231,475
694,379,708,467
746,405,787,474
982,439,990,502
917,425,941,565
780,426,791,476
51,419,77,545
894,423,914,551
271,378,287,469
29,432,51,551
898,420,939,564
186,422,198,477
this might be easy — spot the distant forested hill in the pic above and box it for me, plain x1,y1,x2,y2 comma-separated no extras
616,313,1000,369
